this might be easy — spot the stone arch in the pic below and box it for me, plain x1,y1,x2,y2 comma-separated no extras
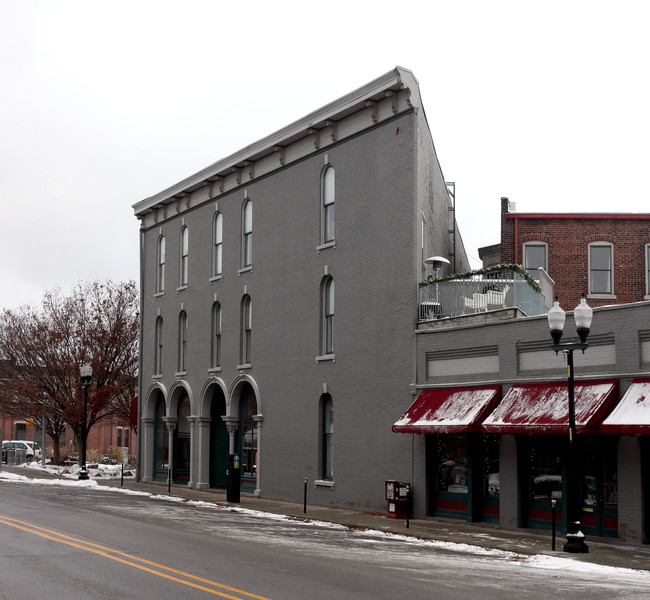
143,381,168,420
198,376,229,418
229,374,262,417
168,379,194,416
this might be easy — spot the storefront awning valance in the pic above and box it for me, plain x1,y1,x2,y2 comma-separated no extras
601,379,650,435
482,380,618,434
392,386,501,434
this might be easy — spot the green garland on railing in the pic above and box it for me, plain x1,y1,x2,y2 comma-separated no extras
419,263,542,293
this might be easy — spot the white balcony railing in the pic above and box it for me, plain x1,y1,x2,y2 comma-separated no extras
418,266,548,321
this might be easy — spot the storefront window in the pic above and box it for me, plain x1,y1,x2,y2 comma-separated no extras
239,386,257,477
176,395,191,472
581,436,618,508
154,395,168,472
530,437,563,500
483,434,500,497
437,435,467,493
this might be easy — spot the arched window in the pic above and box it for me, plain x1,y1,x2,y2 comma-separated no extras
322,166,335,244
178,310,188,373
180,226,189,286
322,277,335,355
211,302,222,369
156,236,166,293
212,212,223,277
154,316,163,375
320,394,333,480
242,200,253,268
241,295,252,365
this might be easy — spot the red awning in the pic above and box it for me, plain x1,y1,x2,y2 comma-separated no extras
482,380,618,434
393,386,501,434
601,379,650,435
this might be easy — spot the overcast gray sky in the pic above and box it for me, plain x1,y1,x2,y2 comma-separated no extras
2,1,648,310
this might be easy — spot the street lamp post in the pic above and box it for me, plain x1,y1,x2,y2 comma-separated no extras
79,363,92,481
547,296,592,553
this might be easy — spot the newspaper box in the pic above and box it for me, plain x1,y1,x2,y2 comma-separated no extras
385,480,410,519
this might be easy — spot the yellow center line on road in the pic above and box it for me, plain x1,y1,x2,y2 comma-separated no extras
0,514,273,600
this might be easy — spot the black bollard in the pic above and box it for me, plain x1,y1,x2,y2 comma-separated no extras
551,499,557,551
304,476,308,514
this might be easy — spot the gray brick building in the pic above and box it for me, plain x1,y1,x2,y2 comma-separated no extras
132,68,469,512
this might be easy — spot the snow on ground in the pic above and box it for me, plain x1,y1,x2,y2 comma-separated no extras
2,466,649,580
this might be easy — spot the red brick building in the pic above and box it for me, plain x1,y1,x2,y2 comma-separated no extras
1,413,136,463
490,197,650,309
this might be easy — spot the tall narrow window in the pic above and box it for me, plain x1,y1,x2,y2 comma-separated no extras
180,226,189,286
154,316,163,375
239,386,257,477
323,277,335,355
589,243,613,295
646,244,650,296
322,166,335,243
242,200,253,267
212,212,223,277
156,236,166,293
178,310,188,372
211,302,222,369
321,394,333,480
524,242,547,278
241,295,252,364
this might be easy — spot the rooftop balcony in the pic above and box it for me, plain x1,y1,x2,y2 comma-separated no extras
418,265,554,325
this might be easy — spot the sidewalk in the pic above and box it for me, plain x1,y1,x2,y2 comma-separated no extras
4,464,650,573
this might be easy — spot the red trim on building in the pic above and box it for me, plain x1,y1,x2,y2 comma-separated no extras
505,213,650,220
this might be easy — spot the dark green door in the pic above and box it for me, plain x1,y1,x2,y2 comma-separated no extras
210,391,228,488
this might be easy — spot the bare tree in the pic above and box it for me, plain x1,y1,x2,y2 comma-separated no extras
0,280,139,464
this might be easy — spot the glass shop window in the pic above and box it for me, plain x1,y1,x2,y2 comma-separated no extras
483,434,500,498
437,434,468,493
530,437,563,500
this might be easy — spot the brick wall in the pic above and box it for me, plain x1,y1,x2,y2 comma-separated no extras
501,200,650,309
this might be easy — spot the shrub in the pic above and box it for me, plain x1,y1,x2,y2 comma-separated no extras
107,445,125,464
86,449,101,464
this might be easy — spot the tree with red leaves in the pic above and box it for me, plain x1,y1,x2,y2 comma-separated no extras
0,280,138,464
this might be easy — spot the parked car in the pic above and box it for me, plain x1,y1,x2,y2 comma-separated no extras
1,440,41,461
22,440,43,461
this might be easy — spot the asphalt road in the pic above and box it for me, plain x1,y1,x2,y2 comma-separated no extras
1,480,649,599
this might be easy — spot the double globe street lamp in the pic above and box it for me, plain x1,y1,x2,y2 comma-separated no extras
78,363,93,481
547,295,593,553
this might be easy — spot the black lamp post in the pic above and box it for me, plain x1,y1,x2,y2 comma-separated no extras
79,363,92,481
547,296,592,553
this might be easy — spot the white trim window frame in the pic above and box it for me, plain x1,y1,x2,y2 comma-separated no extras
156,235,166,294
212,212,223,278
588,242,614,297
178,310,188,374
646,244,650,298
321,166,335,245
324,277,334,355
180,226,189,287
241,295,252,365
523,241,547,279
154,316,163,376
242,200,253,268
211,302,222,370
